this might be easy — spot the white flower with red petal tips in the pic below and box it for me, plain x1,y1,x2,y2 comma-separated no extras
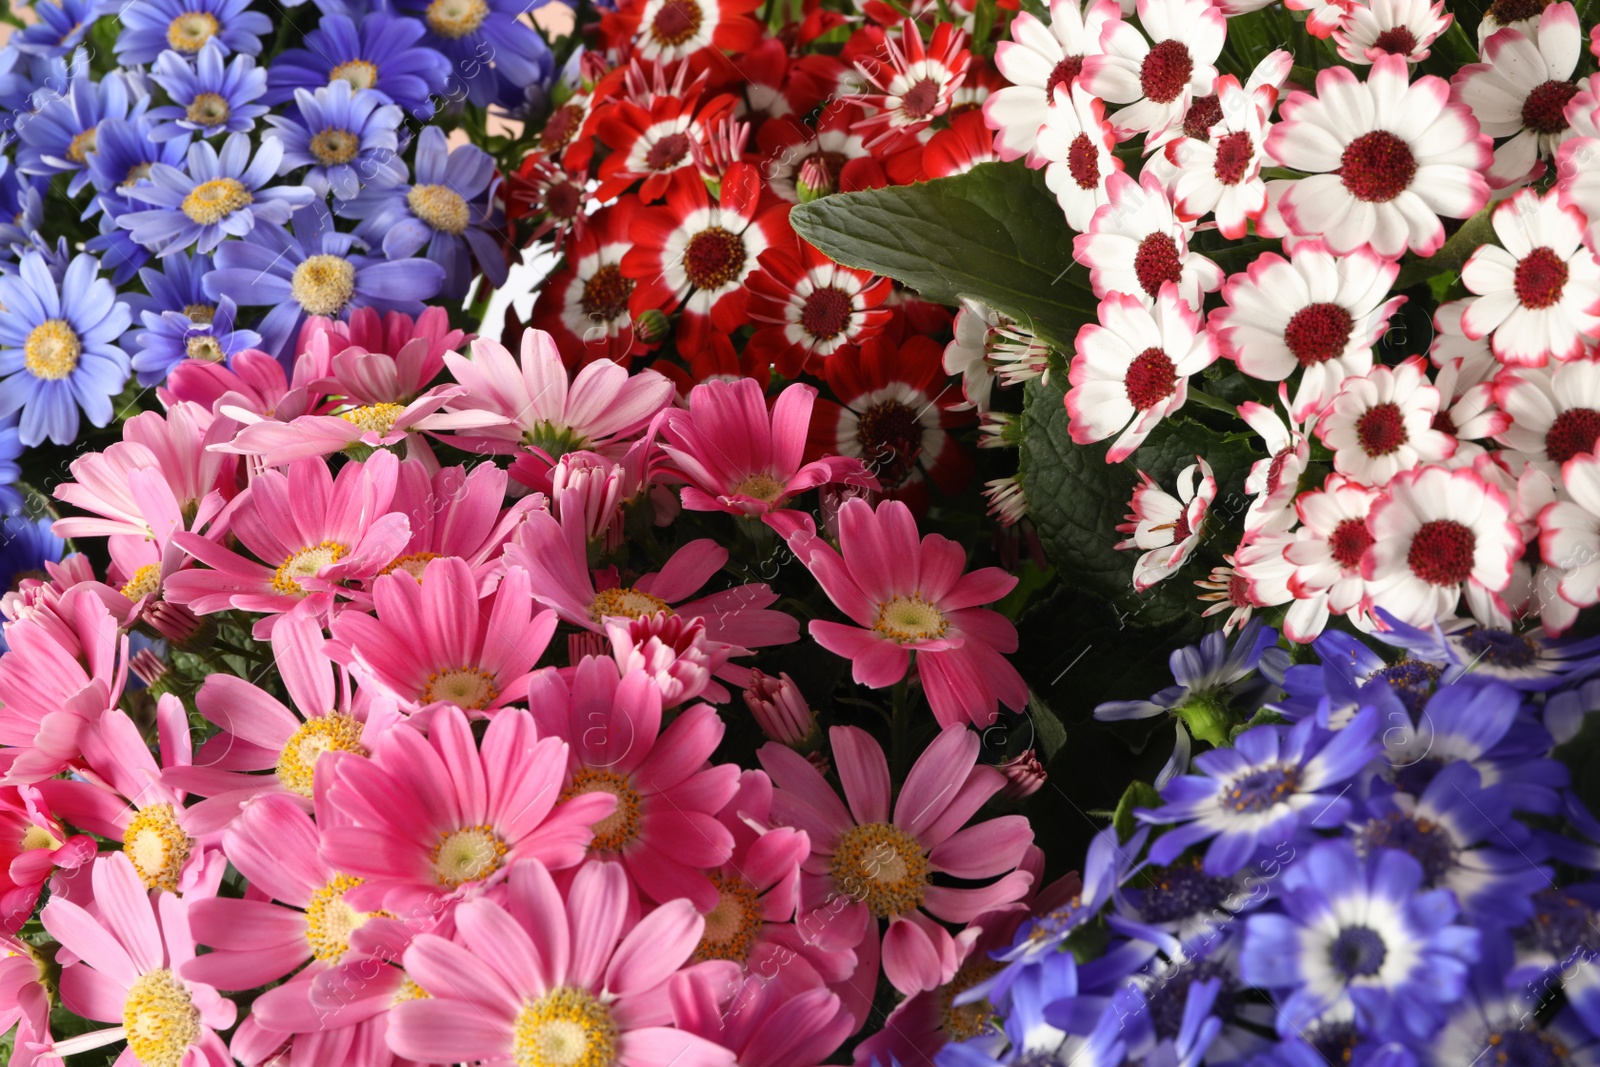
1285,0,1351,38
1452,3,1583,188
1066,284,1218,463
1334,0,1452,64
1459,187,1600,367
985,0,1118,163
1429,297,1497,383
1073,169,1222,311
1211,241,1404,421
1432,356,1511,460
1317,357,1455,486
1537,451,1600,613
1114,456,1215,590
1265,54,1491,258
849,20,972,149
1037,83,1122,230
1494,359,1600,476
1281,474,1384,641
1238,388,1312,534
1363,465,1520,628
1556,76,1600,233
1081,0,1224,139
1162,74,1272,240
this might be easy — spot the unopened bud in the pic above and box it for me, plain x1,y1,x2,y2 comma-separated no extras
744,669,817,747
998,749,1046,800
580,51,609,88
797,157,833,202
568,630,608,663
147,600,209,649
633,308,670,345
130,648,168,689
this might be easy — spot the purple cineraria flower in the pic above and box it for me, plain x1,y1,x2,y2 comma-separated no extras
11,0,115,59
392,0,555,106
204,208,445,359
114,0,271,66
264,80,406,201
15,56,141,197
0,251,131,447
342,125,508,300
265,14,451,121
0,414,22,514
132,294,259,386
148,41,270,143
0,164,46,260
117,133,316,256
85,116,191,219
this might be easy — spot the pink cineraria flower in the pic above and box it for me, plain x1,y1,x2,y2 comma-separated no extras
528,658,739,909
1264,55,1491,257
1073,170,1223,310
606,612,740,707
1431,298,1497,382
760,724,1033,997
1037,84,1122,231
325,557,556,716
163,348,326,430
304,306,466,404
784,497,1026,728
1081,0,1224,139
984,0,1118,163
217,385,499,465
1211,241,1404,421
662,378,875,516
389,859,738,1067
1116,457,1216,590
1430,356,1510,465
1459,186,1600,367
1316,358,1455,486
0,933,51,1067
387,459,543,578
1066,285,1218,463
1162,74,1272,240
1281,474,1383,641
166,451,411,636
0,784,95,931
1238,390,1311,535
321,704,615,912
40,852,237,1067
744,670,818,746
672,958,857,1067
441,327,674,458
1334,0,1452,64
1494,359,1600,477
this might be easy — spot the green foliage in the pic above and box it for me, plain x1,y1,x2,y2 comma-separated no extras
1113,780,1163,842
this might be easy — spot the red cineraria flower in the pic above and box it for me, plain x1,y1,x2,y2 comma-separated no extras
532,198,644,368
757,104,881,203
603,0,763,68
809,335,975,514
655,328,772,400
746,240,894,378
505,152,589,250
596,88,738,201
849,19,972,149
923,109,1001,178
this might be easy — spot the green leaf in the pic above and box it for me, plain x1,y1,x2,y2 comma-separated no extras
1393,205,1496,290
1113,780,1162,842
1024,692,1069,762
789,161,1096,350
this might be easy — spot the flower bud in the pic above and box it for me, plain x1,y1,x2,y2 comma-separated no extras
744,670,817,747
797,157,834,202
633,309,671,346
997,749,1046,800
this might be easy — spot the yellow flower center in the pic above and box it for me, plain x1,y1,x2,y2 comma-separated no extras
393,975,431,1003
829,821,930,919
938,958,1002,1041
186,92,230,127
276,712,368,798
185,303,216,324
310,127,361,166
20,823,62,851
693,872,762,964
186,335,226,362
121,563,163,602
339,402,405,437
123,969,200,1067
122,161,155,188
24,319,82,381
407,183,470,235
587,587,671,623
272,541,349,596
291,254,356,317
421,666,499,711
431,824,507,888
67,127,97,164
182,177,253,225
329,59,379,91
123,803,194,893
513,986,619,1067
380,551,441,581
560,768,643,853
167,11,219,51
730,472,786,503
304,874,378,962
425,0,489,37
872,594,948,643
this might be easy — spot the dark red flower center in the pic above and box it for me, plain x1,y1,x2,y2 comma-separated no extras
1125,346,1178,410
645,132,691,171
1514,246,1569,308
1213,131,1253,185
1134,232,1183,298
1182,94,1223,140
1356,402,1408,457
1330,517,1375,569
650,0,703,45
901,78,942,120
682,227,747,291
1171,510,1193,541
1224,573,1251,606
1406,519,1476,586
1431,408,1457,435
1067,132,1101,189
1339,130,1416,203
1048,54,1085,99
541,103,584,153
545,180,582,220
1522,79,1578,135
1489,0,1550,23
855,400,923,487
1371,26,1419,54
1283,302,1355,366
800,287,853,340
580,264,634,322
1139,39,1193,105
1545,407,1600,464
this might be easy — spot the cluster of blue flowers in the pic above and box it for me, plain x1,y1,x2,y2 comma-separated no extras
939,618,1600,1066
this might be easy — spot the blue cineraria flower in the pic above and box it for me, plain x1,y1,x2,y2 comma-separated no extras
1369,611,1600,692
1509,882,1600,982
264,80,406,200
1110,855,1252,955
265,14,452,121
1239,840,1478,1041
14,56,141,197
1140,710,1379,875
204,209,445,359
114,0,271,66
117,133,316,256
342,125,508,300
148,41,269,143
0,164,46,259
87,213,155,285
0,514,64,586
0,414,22,515
1433,930,1600,1067
1268,628,1445,726
10,0,113,59
0,251,131,446
84,116,190,218
939,955,1126,1067
391,0,554,106
132,294,258,386
1109,971,1231,1067
1253,1028,1420,1067
997,826,1146,973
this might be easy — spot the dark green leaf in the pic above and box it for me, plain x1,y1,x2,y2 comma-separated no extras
1113,780,1162,842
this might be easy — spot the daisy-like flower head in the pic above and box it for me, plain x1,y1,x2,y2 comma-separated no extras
1494,358,1600,477
531,197,642,367
745,239,894,378
1162,73,1272,239
83,116,192,226
1066,284,1219,464
10,0,112,58
849,19,972,149
264,80,408,201
1536,446,1600,612
1238,839,1478,1040
1281,474,1383,642
761,724,1034,994
1265,54,1492,258
306,304,466,405
1364,465,1521,628
1037,83,1122,231
984,0,1119,162
1239,390,1312,535
1074,169,1222,310
1211,241,1403,422
1459,185,1600,367
1316,357,1455,486
619,0,763,66
15,58,137,198
1334,0,1452,64
391,0,554,107
0,783,94,932
264,13,452,120
114,0,270,65
595,88,734,202
147,40,269,143
781,497,1026,727
1080,0,1225,139
756,104,874,204
1556,75,1600,232
1114,457,1216,591
390,858,739,1067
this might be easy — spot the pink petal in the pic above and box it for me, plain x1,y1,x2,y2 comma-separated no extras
606,899,702,997
830,726,891,827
